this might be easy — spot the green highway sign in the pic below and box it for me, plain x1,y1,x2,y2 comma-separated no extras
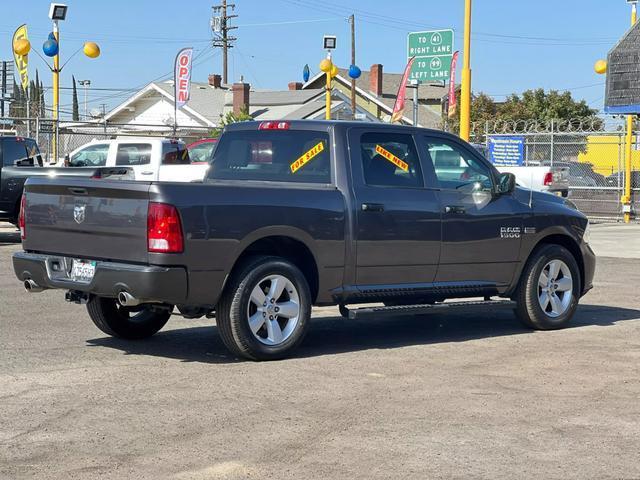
407,29,454,83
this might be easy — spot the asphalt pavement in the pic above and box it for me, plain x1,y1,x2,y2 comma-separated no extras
1,222,639,479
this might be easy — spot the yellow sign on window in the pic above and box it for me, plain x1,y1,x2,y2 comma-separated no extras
290,142,325,173
375,144,409,172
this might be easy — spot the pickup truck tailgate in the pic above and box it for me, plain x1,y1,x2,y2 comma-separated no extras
23,178,151,263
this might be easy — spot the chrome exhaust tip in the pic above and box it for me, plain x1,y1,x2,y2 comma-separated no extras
24,279,43,293
117,291,141,307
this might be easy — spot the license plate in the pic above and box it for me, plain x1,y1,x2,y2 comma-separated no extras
70,259,96,282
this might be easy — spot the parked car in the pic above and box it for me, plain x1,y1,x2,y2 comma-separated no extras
541,161,605,187
0,136,132,225
14,121,595,360
604,171,640,188
65,137,209,182
471,144,569,196
187,138,217,164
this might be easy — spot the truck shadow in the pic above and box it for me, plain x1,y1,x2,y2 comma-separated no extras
0,230,20,245
86,303,640,364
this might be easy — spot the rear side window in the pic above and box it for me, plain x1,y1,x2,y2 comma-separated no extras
360,132,423,188
69,144,109,167
208,130,331,183
162,142,190,165
116,143,151,166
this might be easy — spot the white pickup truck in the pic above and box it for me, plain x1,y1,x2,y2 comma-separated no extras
471,144,569,197
495,164,569,197
64,137,209,182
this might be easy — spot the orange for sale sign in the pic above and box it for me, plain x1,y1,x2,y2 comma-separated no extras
375,145,409,172
290,142,325,173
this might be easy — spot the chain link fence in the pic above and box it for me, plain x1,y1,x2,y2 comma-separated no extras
474,119,639,222
0,117,213,165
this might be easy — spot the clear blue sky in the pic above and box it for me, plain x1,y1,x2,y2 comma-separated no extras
0,0,632,118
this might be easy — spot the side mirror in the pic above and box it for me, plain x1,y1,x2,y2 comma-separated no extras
64,154,70,167
496,172,516,195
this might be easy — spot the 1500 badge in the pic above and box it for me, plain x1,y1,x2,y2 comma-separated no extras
500,227,521,239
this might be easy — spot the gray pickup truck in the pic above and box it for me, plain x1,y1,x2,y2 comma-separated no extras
13,121,595,360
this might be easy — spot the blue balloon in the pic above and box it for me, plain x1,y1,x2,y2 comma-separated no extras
48,32,56,41
303,64,310,83
348,64,361,79
43,39,59,57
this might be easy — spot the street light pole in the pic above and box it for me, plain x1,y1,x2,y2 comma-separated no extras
459,0,472,141
623,1,637,223
52,19,60,161
78,79,90,119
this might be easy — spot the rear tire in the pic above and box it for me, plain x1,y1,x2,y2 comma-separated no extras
216,256,311,361
515,244,580,330
86,296,171,339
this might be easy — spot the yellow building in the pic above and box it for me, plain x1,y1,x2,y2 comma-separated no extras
578,135,640,177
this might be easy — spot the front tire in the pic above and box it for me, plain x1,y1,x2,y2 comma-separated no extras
515,244,580,330
216,256,312,361
86,296,171,339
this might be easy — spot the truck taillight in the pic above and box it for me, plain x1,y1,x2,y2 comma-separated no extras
147,202,183,253
18,194,26,240
258,121,290,130
543,172,553,186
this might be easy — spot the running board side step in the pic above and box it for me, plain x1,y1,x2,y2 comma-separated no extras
343,299,516,320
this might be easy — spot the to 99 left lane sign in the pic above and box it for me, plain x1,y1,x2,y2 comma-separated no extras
174,47,194,108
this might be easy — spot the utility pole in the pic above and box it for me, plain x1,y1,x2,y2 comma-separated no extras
211,0,237,85
349,14,356,119
459,0,472,141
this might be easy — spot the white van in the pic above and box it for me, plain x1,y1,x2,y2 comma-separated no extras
64,137,209,182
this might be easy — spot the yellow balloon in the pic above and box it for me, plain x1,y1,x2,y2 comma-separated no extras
594,59,607,75
330,64,339,78
319,58,332,73
13,38,31,56
83,42,101,59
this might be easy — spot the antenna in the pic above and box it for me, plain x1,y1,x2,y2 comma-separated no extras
529,169,533,208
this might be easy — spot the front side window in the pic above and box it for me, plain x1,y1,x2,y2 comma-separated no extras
69,144,109,167
359,132,423,188
116,143,151,166
424,138,493,191
208,130,331,184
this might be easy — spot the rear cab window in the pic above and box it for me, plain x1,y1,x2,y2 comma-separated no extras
208,129,331,184
162,142,191,165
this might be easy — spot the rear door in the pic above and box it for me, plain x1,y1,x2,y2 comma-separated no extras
420,134,525,287
348,128,441,287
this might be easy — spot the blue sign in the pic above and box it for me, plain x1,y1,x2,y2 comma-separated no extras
488,136,525,166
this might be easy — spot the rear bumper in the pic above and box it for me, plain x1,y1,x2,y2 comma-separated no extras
13,251,188,305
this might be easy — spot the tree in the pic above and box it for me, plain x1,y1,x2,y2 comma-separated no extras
212,106,252,137
72,75,80,121
500,89,600,126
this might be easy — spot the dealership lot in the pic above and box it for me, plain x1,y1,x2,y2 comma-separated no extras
1,222,639,479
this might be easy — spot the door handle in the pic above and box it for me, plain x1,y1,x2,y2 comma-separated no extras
141,171,154,175
361,203,384,212
445,205,466,214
